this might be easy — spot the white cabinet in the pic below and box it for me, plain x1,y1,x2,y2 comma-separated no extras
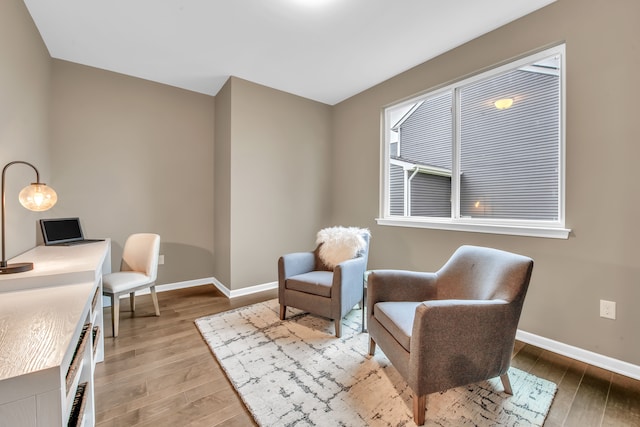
0,241,110,427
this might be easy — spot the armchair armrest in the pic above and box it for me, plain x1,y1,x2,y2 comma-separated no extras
409,299,514,394
367,270,438,308
333,256,366,285
278,252,315,281
332,256,367,316
332,256,366,293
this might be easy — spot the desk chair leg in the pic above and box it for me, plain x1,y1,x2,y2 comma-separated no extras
111,295,120,338
150,286,160,316
129,292,136,312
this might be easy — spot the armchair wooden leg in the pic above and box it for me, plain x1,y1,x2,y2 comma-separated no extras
500,373,513,395
279,305,286,320
368,337,376,356
413,394,427,426
150,286,160,316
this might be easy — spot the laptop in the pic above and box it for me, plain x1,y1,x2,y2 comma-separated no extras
40,217,104,246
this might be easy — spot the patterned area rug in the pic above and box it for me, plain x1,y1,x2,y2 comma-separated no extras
195,299,557,426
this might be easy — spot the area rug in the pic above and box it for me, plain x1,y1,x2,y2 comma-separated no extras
195,299,557,426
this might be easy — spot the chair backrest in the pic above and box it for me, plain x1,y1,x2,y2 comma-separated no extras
435,245,533,303
120,233,161,280
359,232,371,268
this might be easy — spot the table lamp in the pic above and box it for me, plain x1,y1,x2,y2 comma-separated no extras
1,161,58,274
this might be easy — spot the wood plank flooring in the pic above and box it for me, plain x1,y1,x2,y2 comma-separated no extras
95,285,640,426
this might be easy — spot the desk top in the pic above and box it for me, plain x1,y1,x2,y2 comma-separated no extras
0,240,110,387
0,240,111,293
0,281,94,383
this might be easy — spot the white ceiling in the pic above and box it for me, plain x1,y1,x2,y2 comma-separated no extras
24,0,555,105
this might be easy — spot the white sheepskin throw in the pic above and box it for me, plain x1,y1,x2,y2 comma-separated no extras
316,226,370,269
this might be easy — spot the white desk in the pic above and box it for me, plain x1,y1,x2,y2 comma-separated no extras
0,241,110,293
0,240,110,427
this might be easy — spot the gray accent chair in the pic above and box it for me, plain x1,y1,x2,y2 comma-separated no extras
278,232,370,338
367,245,533,425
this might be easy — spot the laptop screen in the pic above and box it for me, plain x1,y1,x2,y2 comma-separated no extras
40,218,85,245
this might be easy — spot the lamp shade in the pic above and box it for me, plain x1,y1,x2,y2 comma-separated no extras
18,183,57,211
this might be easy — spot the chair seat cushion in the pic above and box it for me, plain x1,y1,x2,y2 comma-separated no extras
286,271,333,297
103,271,152,294
374,301,422,352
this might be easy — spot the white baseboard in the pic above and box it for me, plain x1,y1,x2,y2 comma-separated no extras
209,277,278,298
104,277,216,305
105,277,278,306
516,330,640,380
157,277,217,293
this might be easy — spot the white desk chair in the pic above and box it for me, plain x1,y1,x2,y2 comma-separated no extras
103,233,160,337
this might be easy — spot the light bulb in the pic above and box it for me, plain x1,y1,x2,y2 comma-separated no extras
33,191,44,206
19,183,57,211
494,98,514,110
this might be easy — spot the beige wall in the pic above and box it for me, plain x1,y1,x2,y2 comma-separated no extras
0,0,52,259
213,79,233,287
49,60,216,283
217,77,332,291
332,0,640,365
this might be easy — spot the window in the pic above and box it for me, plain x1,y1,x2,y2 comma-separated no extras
379,44,570,239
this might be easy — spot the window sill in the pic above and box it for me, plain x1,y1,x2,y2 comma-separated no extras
376,217,571,239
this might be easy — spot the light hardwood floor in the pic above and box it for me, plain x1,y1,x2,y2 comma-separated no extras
95,285,640,426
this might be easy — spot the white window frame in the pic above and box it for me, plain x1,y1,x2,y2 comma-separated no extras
377,44,570,239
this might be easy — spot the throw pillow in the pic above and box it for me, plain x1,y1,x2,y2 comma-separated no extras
316,226,370,269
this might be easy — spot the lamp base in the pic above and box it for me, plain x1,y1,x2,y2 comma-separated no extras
0,262,34,274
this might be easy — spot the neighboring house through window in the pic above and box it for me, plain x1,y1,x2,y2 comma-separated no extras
379,44,570,239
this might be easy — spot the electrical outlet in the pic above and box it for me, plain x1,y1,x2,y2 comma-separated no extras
600,300,616,320
158,254,165,265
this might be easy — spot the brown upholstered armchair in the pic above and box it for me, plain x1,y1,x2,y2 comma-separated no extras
367,245,533,425
279,227,370,337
